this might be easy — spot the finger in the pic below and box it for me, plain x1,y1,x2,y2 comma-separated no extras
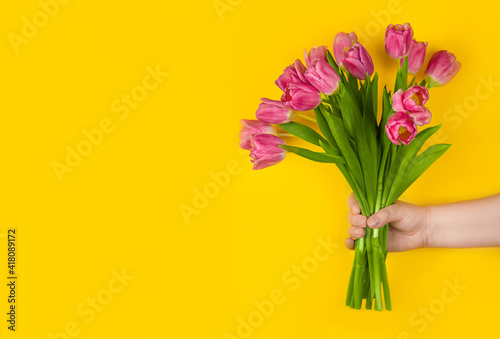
347,193,360,214
348,225,365,239
345,237,355,250
347,211,367,228
367,203,406,229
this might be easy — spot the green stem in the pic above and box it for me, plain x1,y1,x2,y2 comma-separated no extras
296,113,317,123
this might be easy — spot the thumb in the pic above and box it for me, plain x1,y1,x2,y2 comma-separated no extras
367,203,406,229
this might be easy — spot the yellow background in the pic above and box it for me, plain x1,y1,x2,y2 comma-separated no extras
1,0,499,338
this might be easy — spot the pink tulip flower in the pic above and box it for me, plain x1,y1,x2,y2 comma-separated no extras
333,32,358,68
392,86,429,112
239,119,276,150
275,59,310,91
343,42,374,80
407,106,432,126
256,98,296,124
250,134,287,170
400,40,427,74
281,83,322,111
425,50,461,87
385,112,418,145
275,64,303,92
385,23,413,59
304,46,328,67
304,59,341,95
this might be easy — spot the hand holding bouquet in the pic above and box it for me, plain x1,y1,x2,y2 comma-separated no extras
239,23,460,311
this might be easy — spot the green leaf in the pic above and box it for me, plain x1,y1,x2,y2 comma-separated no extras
314,106,339,153
280,145,345,165
394,57,408,92
279,121,326,147
339,83,362,138
383,124,442,204
323,111,365,191
390,144,451,201
326,50,340,75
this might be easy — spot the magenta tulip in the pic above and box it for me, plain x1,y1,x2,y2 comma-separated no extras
385,112,418,145
239,119,276,150
385,23,413,60
256,98,295,124
304,59,340,95
275,64,303,92
425,50,461,87
333,32,358,68
281,83,322,111
250,134,287,170
343,42,374,80
400,40,427,74
392,86,429,112
304,46,328,67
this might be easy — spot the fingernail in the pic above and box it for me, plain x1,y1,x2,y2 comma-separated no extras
368,217,379,228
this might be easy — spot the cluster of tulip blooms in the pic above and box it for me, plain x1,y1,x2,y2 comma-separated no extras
239,23,460,310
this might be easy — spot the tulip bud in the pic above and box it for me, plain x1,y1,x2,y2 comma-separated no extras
304,59,340,95
385,112,418,145
333,32,358,68
425,50,461,87
256,98,296,124
385,23,413,60
239,119,276,150
392,86,429,112
281,83,322,112
400,40,427,74
304,46,328,67
275,64,303,91
343,42,374,80
250,134,287,170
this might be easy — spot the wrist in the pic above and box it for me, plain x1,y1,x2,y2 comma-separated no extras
422,205,437,248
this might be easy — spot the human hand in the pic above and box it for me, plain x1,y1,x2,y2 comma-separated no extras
345,193,430,252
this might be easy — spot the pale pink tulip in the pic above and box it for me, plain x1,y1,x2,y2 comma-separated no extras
304,46,328,67
425,50,461,87
400,40,427,74
256,98,295,124
250,134,287,170
239,119,276,150
407,106,432,126
304,59,340,95
333,32,358,68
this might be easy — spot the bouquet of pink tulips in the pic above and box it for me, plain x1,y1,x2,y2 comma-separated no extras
239,23,460,311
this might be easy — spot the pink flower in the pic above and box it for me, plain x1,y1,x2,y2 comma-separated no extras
250,134,287,170
276,65,302,92
385,112,418,145
407,106,432,126
333,32,358,68
239,119,276,150
256,98,295,124
304,59,340,95
425,50,461,87
304,46,328,67
343,42,374,80
281,83,322,111
392,86,429,112
385,23,413,59
275,59,309,91
400,40,427,74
